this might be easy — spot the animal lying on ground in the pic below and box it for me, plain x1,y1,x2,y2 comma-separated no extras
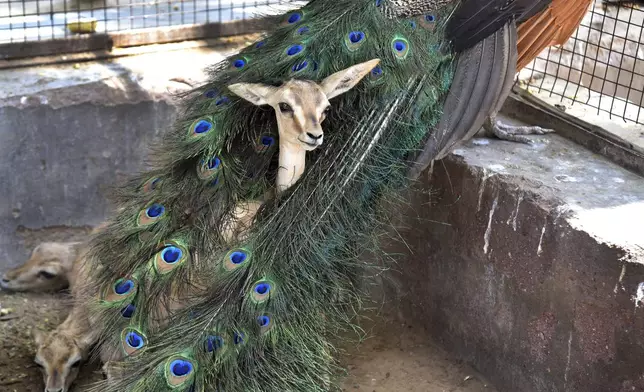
1,242,83,292
1,225,108,293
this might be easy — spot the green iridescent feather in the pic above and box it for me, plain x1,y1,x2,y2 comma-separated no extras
81,0,457,391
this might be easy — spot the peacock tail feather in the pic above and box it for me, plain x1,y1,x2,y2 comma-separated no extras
82,0,458,390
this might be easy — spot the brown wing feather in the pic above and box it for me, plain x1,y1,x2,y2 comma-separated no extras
516,0,593,70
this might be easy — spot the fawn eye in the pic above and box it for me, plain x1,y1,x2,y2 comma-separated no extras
38,271,56,279
278,103,293,113
70,360,81,368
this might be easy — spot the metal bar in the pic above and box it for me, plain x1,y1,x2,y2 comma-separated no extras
0,17,277,61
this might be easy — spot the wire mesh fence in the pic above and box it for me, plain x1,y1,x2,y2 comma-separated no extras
517,1,644,126
0,0,303,44
2,0,643,127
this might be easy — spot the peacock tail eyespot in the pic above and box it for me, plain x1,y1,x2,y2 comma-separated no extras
204,89,218,99
370,65,384,82
419,14,436,30
120,303,136,318
154,241,190,274
197,156,222,181
233,331,245,345
392,37,410,59
189,119,213,137
223,249,250,272
215,96,230,106
255,134,276,153
231,57,247,70
375,0,382,6
102,277,138,303
165,357,196,387
257,313,274,334
137,203,166,226
142,177,161,193
292,59,308,72
162,246,182,263
283,11,303,25
255,41,265,48
205,335,225,353
297,26,310,35
286,44,304,57
344,31,366,52
121,328,147,356
251,280,273,303
409,20,417,29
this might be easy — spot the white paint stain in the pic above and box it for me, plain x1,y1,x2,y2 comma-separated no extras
537,221,547,256
614,264,627,294
633,282,644,308
488,164,506,172
477,170,493,212
506,193,524,231
564,331,573,388
612,177,625,183
483,196,498,255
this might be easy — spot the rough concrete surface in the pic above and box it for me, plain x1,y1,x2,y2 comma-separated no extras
385,127,644,392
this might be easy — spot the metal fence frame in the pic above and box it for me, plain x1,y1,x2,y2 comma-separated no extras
0,0,302,60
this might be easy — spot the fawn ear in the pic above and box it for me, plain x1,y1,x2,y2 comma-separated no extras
320,59,380,100
228,83,278,106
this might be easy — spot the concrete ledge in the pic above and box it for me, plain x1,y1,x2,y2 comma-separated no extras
388,130,644,392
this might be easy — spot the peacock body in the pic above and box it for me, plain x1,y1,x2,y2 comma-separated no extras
83,0,552,391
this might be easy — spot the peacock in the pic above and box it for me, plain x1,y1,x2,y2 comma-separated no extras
81,0,557,391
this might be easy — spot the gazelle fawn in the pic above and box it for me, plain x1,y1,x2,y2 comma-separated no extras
222,58,380,242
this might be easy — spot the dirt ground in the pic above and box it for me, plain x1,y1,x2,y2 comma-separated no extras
0,289,496,392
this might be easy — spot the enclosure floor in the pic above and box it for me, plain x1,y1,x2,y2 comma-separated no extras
0,291,496,392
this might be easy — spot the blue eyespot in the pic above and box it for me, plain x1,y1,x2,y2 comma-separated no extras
126,332,144,349
255,283,270,295
287,45,303,56
230,251,247,265
146,204,165,218
233,59,246,69
205,335,224,352
114,279,134,295
193,120,212,134
162,246,182,264
120,304,136,318
258,315,270,327
207,157,221,170
297,26,309,35
287,13,301,23
349,31,365,44
169,359,193,377
425,14,435,22
204,89,218,98
255,41,265,48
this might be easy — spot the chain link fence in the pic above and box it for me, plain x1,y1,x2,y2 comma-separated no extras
517,1,644,126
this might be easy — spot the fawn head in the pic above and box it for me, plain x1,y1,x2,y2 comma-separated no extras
229,59,380,151
1,242,80,292
33,328,93,392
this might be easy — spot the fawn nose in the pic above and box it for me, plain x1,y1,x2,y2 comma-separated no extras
306,132,322,140
46,388,63,392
